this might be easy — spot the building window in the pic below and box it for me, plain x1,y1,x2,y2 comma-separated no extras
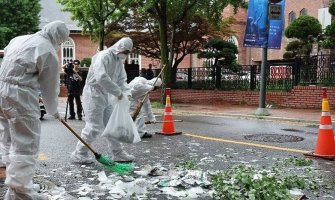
61,38,75,64
318,7,332,29
203,58,215,68
300,8,307,16
128,52,139,65
289,11,296,24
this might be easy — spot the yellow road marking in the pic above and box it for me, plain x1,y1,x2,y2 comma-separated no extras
184,133,310,154
38,153,48,161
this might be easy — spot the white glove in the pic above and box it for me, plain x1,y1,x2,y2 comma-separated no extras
118,93,123,100
53,112,61,120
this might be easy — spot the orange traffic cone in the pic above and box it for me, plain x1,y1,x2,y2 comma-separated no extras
156,94,182,136
305,87,335,160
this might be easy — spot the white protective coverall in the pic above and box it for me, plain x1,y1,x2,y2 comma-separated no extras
0,21,69,200
72,37,133,162
129,77,162,137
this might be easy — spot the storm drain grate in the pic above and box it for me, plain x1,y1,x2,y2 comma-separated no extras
244,134,304,143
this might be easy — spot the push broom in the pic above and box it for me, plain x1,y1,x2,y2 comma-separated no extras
60,119,134,175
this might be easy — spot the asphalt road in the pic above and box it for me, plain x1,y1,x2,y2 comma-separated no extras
1,108,335,199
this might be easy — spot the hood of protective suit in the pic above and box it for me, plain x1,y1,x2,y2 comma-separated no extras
148,77,162,87
40,20,69,50
108,37,133,54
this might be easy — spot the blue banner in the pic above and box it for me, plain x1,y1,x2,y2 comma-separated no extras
243,0,285,49
268,0,285,49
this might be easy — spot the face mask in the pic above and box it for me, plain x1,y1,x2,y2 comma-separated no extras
118,53,127,60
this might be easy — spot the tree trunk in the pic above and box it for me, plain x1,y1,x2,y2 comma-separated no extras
98,0,104,51
158,0,169,101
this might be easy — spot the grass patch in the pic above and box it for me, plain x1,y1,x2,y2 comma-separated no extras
151,101,165,109
176,159,198,170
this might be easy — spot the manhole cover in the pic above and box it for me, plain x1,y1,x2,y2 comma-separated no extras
244,134,304,143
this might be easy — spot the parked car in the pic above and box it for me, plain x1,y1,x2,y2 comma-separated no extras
176,72,188,81
222,69,239,80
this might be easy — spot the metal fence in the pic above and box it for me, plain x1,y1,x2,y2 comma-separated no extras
62,55,335,92
167,54,335,91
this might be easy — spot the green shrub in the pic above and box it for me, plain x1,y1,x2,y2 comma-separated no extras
81,57,91,67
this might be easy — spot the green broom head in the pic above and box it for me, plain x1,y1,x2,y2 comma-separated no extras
97,154,134,175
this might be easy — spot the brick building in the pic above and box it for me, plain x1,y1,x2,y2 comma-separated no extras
222,0,332,65
39,0,98,68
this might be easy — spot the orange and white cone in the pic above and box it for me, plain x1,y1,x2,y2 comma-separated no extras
305,87,335,160
156,95,182,136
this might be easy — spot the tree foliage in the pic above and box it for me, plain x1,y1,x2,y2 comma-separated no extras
57,0,133,50
125,0,244,88
284,16,322,58
144,0,243,87
198,38,240,71
329,0,335,15
0,0,41,49
106,8,236,84
285,16,322,41
320,1,335,49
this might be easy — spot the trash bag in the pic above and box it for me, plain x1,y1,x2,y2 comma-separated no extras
102,98,140,143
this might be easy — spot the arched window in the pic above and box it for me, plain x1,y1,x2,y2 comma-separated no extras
227,36,239,61
128,52,140,65
289,11,296,24
61,38,75,64
300,8,307,16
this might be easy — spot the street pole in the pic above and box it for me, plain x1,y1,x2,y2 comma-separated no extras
255,1,270,116
255,48,269,116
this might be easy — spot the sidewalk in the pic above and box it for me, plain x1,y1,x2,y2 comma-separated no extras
58,97,322,124
168,103,322,124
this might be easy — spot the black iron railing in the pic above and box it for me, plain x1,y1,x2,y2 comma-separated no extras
161,54,335,91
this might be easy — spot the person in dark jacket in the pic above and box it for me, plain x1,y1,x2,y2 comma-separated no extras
139,68,147,79
63,59,83,120
146,64,154,80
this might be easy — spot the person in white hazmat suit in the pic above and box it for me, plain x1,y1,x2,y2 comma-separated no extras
129,77,162,138
0,21,69,200
71,37,135,163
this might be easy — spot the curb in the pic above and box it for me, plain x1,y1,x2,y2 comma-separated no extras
153,108,320,125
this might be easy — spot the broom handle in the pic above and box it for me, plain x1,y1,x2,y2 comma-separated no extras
60,119,98,155
131,101,144,121
131,65,166,120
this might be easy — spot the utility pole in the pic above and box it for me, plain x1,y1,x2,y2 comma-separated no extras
255,48,269,116
255,1,270,116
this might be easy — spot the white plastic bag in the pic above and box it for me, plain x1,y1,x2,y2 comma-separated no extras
102,98,141,143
